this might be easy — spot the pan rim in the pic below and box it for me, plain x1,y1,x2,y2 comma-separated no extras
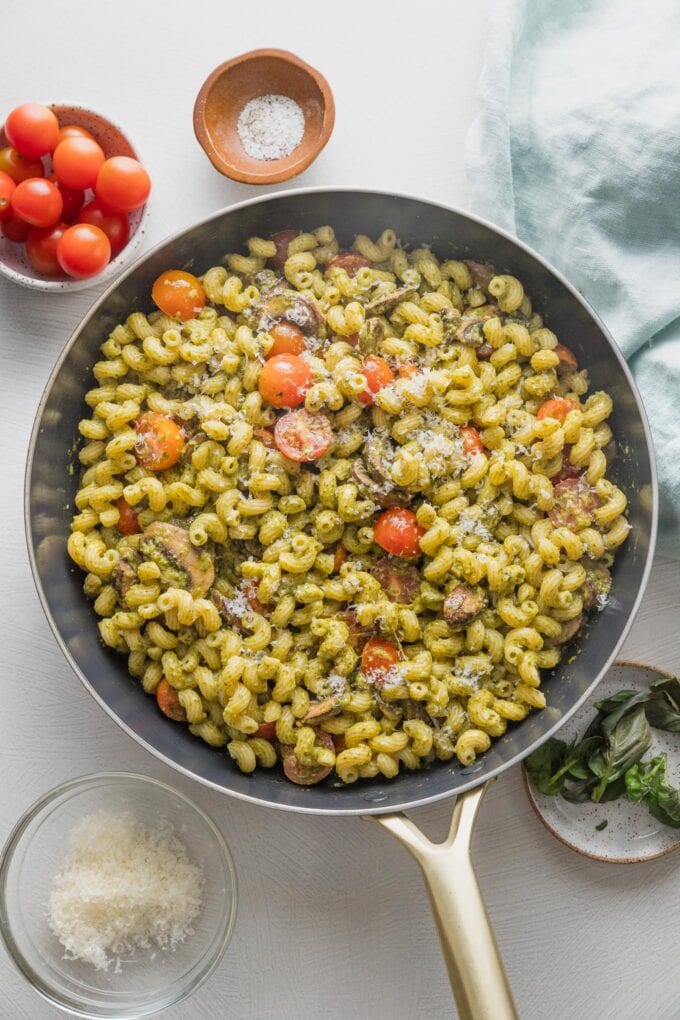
24,185,659,816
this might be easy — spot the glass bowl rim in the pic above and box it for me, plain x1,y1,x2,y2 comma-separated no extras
0,770,238,1019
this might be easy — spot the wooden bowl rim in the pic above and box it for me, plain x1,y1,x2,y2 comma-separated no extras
192,48,335,185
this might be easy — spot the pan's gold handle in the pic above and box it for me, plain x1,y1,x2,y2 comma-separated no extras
368,781,518,1020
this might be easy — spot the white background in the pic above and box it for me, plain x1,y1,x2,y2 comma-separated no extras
1,2,678,1018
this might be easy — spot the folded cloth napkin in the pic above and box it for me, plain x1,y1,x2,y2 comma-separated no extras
465,0,680,558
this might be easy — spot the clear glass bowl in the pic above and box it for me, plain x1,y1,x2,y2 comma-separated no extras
0,772,237,1018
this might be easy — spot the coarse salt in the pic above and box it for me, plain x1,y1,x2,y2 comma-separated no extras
237,94,305,161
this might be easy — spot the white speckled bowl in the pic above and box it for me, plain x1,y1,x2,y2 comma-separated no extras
0,103,149,292
523,661,680,864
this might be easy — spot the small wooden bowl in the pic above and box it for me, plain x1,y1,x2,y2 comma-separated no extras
193,49,335,185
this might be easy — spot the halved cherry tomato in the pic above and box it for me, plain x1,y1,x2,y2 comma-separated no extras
25,221,68,276
258,354,313,409
374,508,425,558
548,476,601,530
4,103,59,158
325,252,372,276
47,174,85,222
95,156,151,212
114,497,141,535
358,356,395,406
269,228,299,269
1,215,30,242
77,198,130,256
55,124,94,146
274,409,333,461
252,426,276,448
397,362,420,379
537,396,578,422
362,637,401,683
52,136,106,190
255,721,277,741
0,146,44,184
0,171,15,221
152,269,205,320
333,544,347,572
11,177,63,227
56,223,110,278
156,679,186,722
554,343,578,369
266,319,306,358
460,425,484,456
134,412,185,470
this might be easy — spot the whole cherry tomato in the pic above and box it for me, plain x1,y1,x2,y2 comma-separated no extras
374,508,425,559
4,103,59,158
0,171,16,221
48,174,85,222
0,146,44,184
134,412,185,471
52,136,106,190
55,124,95,146
56,223,111,278
258,354,313,409
155,679,186,722
95,156,150,212
274,409,333,461
11,177,63,228
266,320,306,358
554,343,578,369
254,721,277,741
358,356,395,406
77,198,130,256
25,221,68,276
1,215,30,242
268,228,299,269
113,497,141,535
536,396,578,422
152,270,205,320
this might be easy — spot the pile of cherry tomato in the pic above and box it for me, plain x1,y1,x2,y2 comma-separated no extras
0,102,151,279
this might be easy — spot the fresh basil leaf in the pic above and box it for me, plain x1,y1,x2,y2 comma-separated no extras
650,676,680,711
656,783,680,824
624,755,680,829
648,797,680,829
562,778,596,803
598,689,652,738
598,776,627,802
526,738,569,795
588,706,652,802
645,690,680,733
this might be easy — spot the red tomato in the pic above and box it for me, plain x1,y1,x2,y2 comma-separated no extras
11,177,62,227
266,320,306,358
52,136,106,190
252,426,276,449
155,679,186,722
56,223,110,278
274,409,333,461
0,146,44,184
4,103,59,158
325,252,372,276
537,396,578,422
554,343,578,369
95,156,150,212
25,221,68,276
77,198,130,256
258,354,313,409
152,269,205,321
374,508,425,558
1,215,30,242
361,637,401,683
255,721,277,741
48,174,85,222
55,124,94,145
269,228,299,269
241,578,267,615
397,362,420,379
549,443,583,484
134,412,185,470
358,356,395,406
0,171,15,221
344,332,359,347
460,425,484,456
114,497,141,535
333,544,347,572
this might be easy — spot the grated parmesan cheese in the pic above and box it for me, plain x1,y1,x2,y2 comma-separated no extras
47,811,203,972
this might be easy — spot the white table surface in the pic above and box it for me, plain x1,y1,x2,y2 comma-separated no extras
1,3,679,1018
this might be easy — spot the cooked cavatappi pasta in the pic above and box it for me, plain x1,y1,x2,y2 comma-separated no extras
68,226,629,786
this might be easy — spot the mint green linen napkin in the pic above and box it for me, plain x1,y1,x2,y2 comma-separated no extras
465,0,680,557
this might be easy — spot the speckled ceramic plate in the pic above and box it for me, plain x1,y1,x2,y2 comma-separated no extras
523,661,680,863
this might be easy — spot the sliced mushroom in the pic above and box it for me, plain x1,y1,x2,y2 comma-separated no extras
443,585,487,627
369,557,421,603
357,316,385,355
304,693,344,724
364,433,393,482
251,268,281,291
476,343,493,361
456,316,485,347
603,440,618,467
351,459,407,508
440,306,462,342
243,539,264,559
113,558,137,604
211,589,242,627
464,260,497,292
403,700,433,723
582,563,612,612
336,609,374,651
256,290,323,335
544,614,584,647
365,286,418,316
140,521,214,596
281,730,335,786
